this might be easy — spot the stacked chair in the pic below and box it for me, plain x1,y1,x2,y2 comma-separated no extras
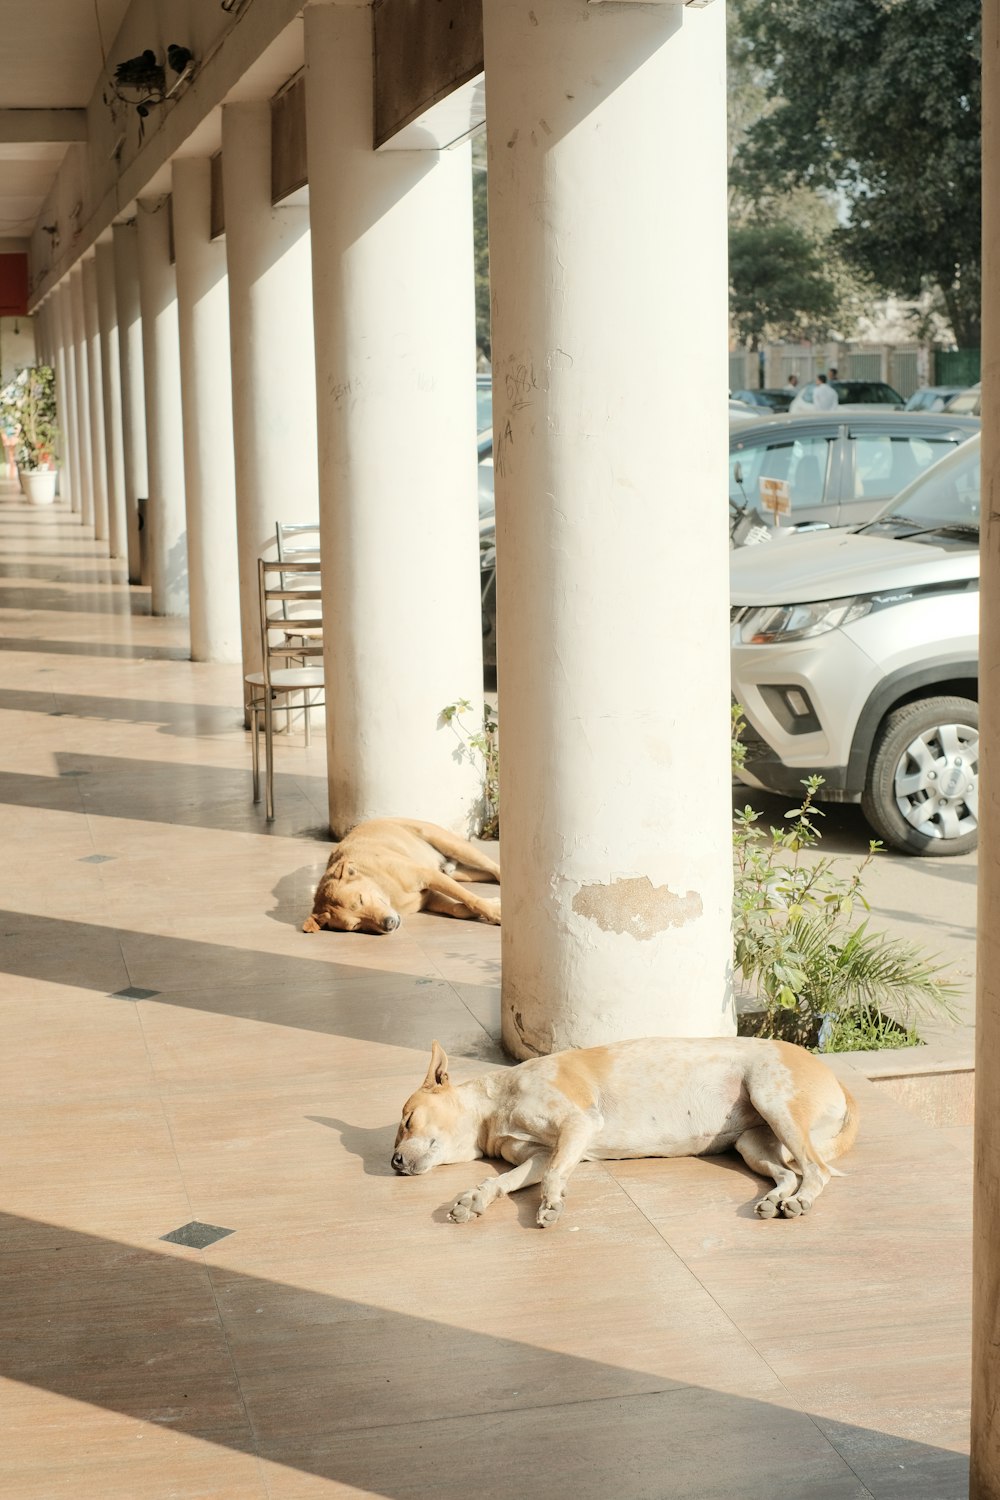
244,535,324,821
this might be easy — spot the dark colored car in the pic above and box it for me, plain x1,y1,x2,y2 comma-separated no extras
731,388,794,414
790,379,905,413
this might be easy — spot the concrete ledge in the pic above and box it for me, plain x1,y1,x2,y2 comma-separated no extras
839,1041,975,1128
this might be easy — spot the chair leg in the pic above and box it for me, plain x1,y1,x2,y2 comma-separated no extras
265,690,276,822
250,702,260,803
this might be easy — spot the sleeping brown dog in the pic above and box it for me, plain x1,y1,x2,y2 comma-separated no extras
303,817,500,934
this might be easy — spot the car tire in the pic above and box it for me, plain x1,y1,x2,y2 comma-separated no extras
861,696,979,856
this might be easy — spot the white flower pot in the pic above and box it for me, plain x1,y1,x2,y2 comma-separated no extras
20,469,58,506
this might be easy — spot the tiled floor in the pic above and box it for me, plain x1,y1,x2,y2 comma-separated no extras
0,484,972,1499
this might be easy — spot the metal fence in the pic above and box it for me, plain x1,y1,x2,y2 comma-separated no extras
731,343,979,401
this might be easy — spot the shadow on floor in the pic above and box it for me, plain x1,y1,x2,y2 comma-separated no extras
0,688,239,738
0,755,325,833
0,907,500,1056
0,586,151,614
0,634,186,659
0,1210,970,1499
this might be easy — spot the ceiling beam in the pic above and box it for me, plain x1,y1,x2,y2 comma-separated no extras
0,110,87,144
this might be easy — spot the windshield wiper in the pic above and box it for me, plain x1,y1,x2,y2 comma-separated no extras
855,512,914,531
889,522,979,540
857,515,978,539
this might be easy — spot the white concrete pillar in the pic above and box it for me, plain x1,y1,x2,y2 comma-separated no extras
136,195,188,618
50,285,75,511
35,303,51,365
222,99,319,685
171,157,241,662
973,9,1000,1490
83,257,110,545
304,0,483,834
484,0,734,1057
113,219,148,584
69,266,95,529
95,241,128,562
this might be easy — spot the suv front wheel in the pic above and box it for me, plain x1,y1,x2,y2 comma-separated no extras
862,695,979,856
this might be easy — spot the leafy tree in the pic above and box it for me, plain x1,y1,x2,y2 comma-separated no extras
730,0,981,348
730,221,842,348
471,133,490,359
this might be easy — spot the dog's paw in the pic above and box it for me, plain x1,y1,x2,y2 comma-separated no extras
480,901,501,926
754,1196,780,1219
778,1194,812,1218
448,1187,489,1223
536,1197,563,1229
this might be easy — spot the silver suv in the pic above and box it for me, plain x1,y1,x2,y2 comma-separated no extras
731,434,980,855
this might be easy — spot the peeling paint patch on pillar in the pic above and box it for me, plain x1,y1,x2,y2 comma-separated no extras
572,877,703,941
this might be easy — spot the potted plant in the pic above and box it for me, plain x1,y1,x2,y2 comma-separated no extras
1,366,59,505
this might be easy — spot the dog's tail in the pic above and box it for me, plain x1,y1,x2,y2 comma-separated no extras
821,1085,860,1175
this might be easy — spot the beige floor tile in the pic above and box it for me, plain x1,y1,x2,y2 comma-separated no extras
0,486,976,1499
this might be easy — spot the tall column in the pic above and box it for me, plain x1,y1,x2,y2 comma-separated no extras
973,8,1000,1490
112,220,148,584
136,196,188,618
83,257,110,545
304,1,483,834
172,157,241,662
95,241,128,562
51,285,75,511
222,99,319,686
484,0,733,1057
69,266,95,530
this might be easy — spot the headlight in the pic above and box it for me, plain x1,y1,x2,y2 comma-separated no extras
736,596,872,644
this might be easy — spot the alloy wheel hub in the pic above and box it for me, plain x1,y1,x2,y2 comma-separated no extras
893,721,979,842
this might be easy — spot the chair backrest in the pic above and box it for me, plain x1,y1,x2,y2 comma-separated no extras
257,557,323,687
275,522,321,624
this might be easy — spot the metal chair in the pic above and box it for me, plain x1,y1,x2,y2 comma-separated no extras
244,556,324,821
275,521,323,658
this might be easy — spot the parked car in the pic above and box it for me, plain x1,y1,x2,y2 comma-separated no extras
728,410,978,541
945,381,982,417
903,385,965,413
789,379,904,414
731,388,794,414
477,374,492,432
731,433,982,856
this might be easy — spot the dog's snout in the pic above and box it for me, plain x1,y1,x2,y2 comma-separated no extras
391,1151,406,1173
382,913,400,932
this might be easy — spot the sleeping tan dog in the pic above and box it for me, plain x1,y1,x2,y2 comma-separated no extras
303,818,500,934
392,1037,857,1225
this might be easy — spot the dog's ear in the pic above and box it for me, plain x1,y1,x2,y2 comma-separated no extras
302,913,323,933
421,1040,450,1090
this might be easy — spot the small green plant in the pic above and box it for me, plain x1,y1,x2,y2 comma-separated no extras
440,698,499,839
732,711,958,1049
0,365,59,472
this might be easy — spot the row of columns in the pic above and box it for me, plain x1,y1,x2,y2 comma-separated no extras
34,0,734,1056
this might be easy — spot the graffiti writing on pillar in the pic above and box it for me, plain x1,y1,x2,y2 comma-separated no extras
504,364,538,413
495,418,514,478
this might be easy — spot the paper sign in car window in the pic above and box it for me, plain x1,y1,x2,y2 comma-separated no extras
759,476,791,516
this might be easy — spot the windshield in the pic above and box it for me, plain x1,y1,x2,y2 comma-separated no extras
870,433,980,530
833,381,902,405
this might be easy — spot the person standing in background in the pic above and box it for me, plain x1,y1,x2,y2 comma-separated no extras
813,372,839,411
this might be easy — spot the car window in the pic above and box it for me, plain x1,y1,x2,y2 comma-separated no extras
832,381,903,405
849,433,962,502
730,435,832,510
872,436,980,528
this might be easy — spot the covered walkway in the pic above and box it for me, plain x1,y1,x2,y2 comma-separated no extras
0,480,972,1498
